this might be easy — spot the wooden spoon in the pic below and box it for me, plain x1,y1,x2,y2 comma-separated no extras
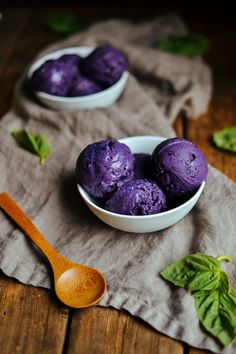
0,192,107,308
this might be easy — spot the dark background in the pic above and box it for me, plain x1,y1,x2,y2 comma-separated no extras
1,0,235,15
1,1,235,30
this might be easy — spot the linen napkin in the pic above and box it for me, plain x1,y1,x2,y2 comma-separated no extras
0,15,236,354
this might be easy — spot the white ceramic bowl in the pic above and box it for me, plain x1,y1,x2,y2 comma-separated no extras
77,136,206,233
27,47,129,110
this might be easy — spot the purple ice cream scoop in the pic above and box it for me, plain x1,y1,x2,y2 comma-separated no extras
152,138,208,197
82,45,128,87
134,153,152,179
76,140,135,201
31,59,79,96
106,179,167,215
58,54,82,67
68,75,102,97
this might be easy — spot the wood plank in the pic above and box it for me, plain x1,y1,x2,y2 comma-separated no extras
186,91,236,182
173,114,185,138
0,9,31,117
0,8,59,117
0,271,69,354
66,307,184,354
0,9,69,354
186,25,236,182
188,349,211,354
121,314,184,354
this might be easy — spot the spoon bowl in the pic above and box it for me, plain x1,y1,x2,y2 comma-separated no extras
0,192,107,308
55,265,106,308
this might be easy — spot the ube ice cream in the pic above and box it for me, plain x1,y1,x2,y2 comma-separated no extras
58,54,82,66
31,45,128,97
152,138,208,197
76,140,134,201
31,59,78,96
82,45,128,87
134,153,152,179
106,179,167,215
68,76,102,96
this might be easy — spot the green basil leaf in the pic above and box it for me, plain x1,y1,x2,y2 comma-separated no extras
160,253,222,290
161,259,198,288
46,13,80,34
213,126,236,153
156,35,209,56
12,129,51,165
183,253,221,271
187,271,222,291
193,276,236,347
161,254,236,346
192,272,230,299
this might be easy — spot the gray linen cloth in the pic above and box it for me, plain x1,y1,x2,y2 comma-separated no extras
0,16,236,354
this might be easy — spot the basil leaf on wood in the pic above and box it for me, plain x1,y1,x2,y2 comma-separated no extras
161,253,236,346
213,126,236,153
12,129,51,165
156,34,209,56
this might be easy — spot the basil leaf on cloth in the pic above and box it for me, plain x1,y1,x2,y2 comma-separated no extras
161,254,236,346
193,277,236,347
12,130,51,165
160,253,223,290
46,13,80,34
213,126,236,153
156,34,209,56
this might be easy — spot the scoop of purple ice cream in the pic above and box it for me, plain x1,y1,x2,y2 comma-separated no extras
134,153,152,179
82,45,128,87
76,140,135,201
58,54,82,67
31,59,78,96
152,138,208,197
68,75,102,97
106,179,167,215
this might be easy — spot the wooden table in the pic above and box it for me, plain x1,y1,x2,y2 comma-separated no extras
0,6,235,354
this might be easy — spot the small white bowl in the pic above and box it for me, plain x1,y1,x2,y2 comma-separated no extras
27,47,129,110
77,136,206,233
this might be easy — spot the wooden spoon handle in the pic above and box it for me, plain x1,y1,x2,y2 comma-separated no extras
0,192,63,268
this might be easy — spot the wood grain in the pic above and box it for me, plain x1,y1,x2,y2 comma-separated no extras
0,9,70,354
186,23,236,182
66,307,184,354
187,93,236,182
0,8,58,117
173,115,185,138
188,349,212,354
0,271,68,354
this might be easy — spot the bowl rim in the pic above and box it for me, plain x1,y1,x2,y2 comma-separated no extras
27,46,129,102
77,135,206,219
